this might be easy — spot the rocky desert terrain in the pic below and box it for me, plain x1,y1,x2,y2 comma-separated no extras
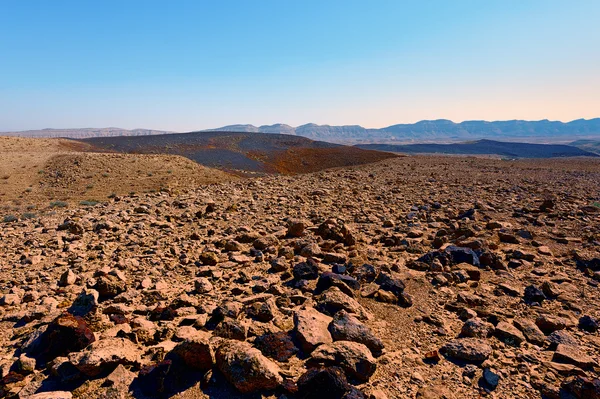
0,154,599,399
0,136,235,209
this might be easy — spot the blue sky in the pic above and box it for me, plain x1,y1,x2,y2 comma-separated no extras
1,0,599,131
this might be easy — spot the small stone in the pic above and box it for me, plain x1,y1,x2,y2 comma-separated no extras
579,315,599,333
59,270,77,286
514,318,546,346
481,368,500,391
293,258,319,280
440,338,492,363
494,321,525,346
287,219,307,237
194,277,213,294
461,318,493,338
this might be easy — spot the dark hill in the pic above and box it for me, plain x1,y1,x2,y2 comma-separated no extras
356,139,600,158
81,131,398,175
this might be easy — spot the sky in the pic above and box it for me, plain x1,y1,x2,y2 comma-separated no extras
1,0,599,132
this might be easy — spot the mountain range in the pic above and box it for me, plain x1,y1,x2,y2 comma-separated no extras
2,118,600,144
208,119,600,143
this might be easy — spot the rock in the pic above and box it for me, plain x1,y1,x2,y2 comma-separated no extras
253,235,279,250
498,231,519,244
294,307,333,353
328,310,384,356
524,285,546,304
445,246,480,267
194,277,213,294
95,274,126,300
548,330,578,349
514,318,547,346
293,258,320,280
287,218,308,237
460,318,493,338
214,318,247,341
30,313,95,362
254,332,298,362
481,368,500,391
375,272,405,295
309,341,376,382
297,366,356,399
440,338,492,363
270,257,289,272
104,364,136,393
68,289,99,317
59,270,77,286
199,251,219,265
579,315,599,333
561,376,600,399
316,287,370,320
553,344,597,369
17,353,36,374
68,338,141,377
315,272,360,296
215,340,283,393
0,293,20,306
169,331,213,370
494,321,525,346
27,392,73,399
352,264,377,283
536,315,568,334
246,301,275,322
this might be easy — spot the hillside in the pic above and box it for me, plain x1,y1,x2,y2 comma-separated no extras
356,139,600,158
0,136,234,207
571,139,600,154
81,131,398,175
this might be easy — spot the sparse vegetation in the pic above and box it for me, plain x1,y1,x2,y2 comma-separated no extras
21,212,37,220
49,200,68,208
79,200,99,206
2,215,17,223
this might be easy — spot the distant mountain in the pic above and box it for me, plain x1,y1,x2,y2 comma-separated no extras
208,118,600,144
356,139,600,158
0,128,174,139
4,118,600,143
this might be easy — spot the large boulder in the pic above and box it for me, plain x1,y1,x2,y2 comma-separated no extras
254,332,298,362
68,338,141,377
215,340,283,393
309,341,376,382
30,313,95,362
316,287,370,320
169,331,213,370
328,310,384,357
294,307,333,353
297,366,364,399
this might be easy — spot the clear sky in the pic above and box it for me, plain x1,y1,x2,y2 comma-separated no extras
1,0,599,131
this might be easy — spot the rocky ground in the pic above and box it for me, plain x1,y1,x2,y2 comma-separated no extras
0,156,599,399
